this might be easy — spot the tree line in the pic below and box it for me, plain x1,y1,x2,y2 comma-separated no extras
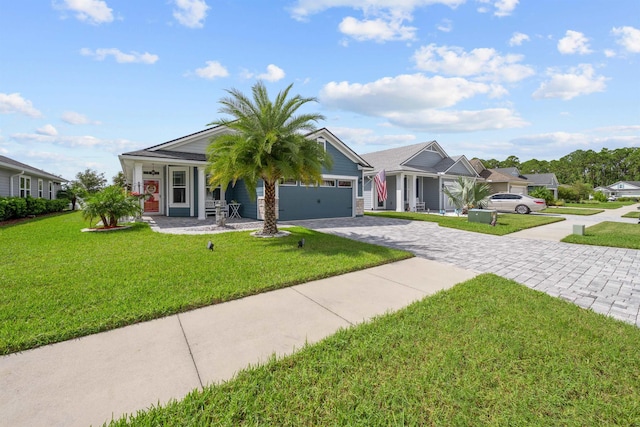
480,147,640,187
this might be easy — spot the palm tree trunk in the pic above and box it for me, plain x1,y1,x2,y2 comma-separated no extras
262,180,279,235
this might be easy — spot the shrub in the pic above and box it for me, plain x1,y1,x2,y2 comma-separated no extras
25,196,48,216
593,191,608,202
3,197,27,219
46,198,68,213
558,186,580,203
555,199,565,207
0,196,69,221
529,187,554,205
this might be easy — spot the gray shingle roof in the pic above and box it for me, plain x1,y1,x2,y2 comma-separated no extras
360,141,436,173
523,173,558,187
0,155,67,181
121,150,207,162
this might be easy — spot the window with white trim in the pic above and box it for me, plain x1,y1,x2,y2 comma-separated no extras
170,168,188,206
38,179,44,198
279,178,298,186
320,179,336,187
20,176,31,197
337,180,352,188
49,182,53,199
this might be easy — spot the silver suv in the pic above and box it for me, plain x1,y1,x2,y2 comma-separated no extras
486,193,547,214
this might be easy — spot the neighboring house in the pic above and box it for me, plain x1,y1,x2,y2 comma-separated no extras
470,159,529,195
118,126,372,221
361,141,479,212
600,181,640,199
523,173,559,198
0,155,66,199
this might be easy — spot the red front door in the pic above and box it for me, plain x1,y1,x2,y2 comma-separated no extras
143,180,160,213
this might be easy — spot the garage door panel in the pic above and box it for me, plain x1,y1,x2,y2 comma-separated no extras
279,186,352,220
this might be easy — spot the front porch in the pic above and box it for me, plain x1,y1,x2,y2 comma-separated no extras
368,173,459,213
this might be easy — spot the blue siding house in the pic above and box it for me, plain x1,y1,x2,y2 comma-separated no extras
361,141,479,212
0,155,66,200
118,126,371,221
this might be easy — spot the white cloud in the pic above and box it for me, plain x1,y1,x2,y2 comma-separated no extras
437,19,453,33
61,111,100,125
330,126,417,148
557,30,592,55
612,26,640,53
11,132,140,153
341,15,415,42
412,44,535,83
319,74,528,132
604,49,616,58
321,74,491,113
173,0,209,28
193,61,229,79
55,0,114,24
80,48,159,64
533,64,607,100
36,124,58,136
290,0,463,42
493,0,518,17
289,0,465,21
257,64,286,82
0,93,42,118
386,108,528,132
509,32,529,46
338,15,417,42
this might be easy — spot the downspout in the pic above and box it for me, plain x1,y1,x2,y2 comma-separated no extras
10,171,24,197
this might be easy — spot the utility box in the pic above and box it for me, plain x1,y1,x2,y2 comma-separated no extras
468,209,496,224
573,224,585,235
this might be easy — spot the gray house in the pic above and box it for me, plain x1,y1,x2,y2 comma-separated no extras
118,126,372,221
470,159,529,195
523,173,559,198
361,141,479,212
0,155,66,199
599,181,640,199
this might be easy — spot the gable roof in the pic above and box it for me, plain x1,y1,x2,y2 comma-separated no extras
523,173,559,187
361,141,439,173
469,158,527,183
0,155,67,182
306,128,372,168
120,125,371,168
607,181,640,189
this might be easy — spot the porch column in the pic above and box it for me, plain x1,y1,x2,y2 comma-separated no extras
407,175,416,211
396,173,404,212
197,167,206,220
133,162,143,194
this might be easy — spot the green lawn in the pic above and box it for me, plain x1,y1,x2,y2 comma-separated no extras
542,207,604,215
562,221,640,249
108,274,640,427
622,211,640,219
563,201,636,209
365,211,564,236
0,212,411,355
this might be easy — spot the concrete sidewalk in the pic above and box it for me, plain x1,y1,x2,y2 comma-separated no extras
509,203,639,241
0,257,477,427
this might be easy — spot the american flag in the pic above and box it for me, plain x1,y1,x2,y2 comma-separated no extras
374,169,387,202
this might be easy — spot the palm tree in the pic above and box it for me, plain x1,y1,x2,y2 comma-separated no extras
443,177,491,214
206,81,332,235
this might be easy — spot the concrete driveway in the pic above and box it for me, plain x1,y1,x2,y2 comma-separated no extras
289,210,640,327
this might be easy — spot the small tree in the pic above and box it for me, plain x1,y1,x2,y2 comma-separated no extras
57,181,84,210
443,177,491,214
76,168,107,194
82,185,141,228
112,171,128,189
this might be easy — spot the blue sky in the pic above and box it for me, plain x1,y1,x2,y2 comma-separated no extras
1,0,639,182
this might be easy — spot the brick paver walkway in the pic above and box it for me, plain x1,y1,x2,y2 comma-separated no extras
288,216,640,327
